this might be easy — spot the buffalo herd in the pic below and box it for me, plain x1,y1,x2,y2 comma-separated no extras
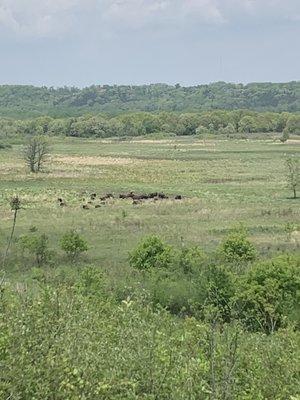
57,191,183,210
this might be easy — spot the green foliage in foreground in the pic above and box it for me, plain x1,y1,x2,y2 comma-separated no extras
1,226,300,399
0,266,299,400
237,256,300,334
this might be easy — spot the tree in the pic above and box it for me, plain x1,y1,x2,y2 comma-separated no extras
285,156,299,199
280,129,289,143
238,116,258,133
285,115,300,135
23,135,50,173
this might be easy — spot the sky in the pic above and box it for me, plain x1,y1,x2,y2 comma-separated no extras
0,0,299,87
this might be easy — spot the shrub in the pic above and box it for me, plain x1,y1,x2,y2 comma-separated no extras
236,255,300,333
76,266,106,298
202,264,235,321
218,123,236,136
176,246,207,274
280,128,290,143
60,230,88,261
220,228,257,264
149,271,196,315
19,233,51,266
129,235,173,270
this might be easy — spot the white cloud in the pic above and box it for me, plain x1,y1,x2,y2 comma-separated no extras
0,0,88,36
101,0,225,27
0,0,299,38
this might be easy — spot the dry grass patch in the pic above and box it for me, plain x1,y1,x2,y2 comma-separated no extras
53,155,144,166
128,139,176,144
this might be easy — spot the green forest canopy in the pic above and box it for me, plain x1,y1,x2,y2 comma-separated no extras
0,81,299,119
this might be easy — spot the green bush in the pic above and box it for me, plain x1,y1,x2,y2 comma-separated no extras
76,266,106,298
176,246,207,274
1,277,299,400
19,233,51,266
202,264,235,321
129,235,173,270
148,269,197,315
220,228,257,264
280,128,290,143
236,255,300,333
60,230,88,261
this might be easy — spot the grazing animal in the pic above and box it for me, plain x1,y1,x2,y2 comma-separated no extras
158,192,168,199
60,202,67,207
105,193,114,199
57,198,63,203
82,205,89,210
90,193,97,200
95,204,101,208
175,195,182,200
120,192,134,199
132,194,144,201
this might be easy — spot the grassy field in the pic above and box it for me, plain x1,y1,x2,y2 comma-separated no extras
0,136,299,272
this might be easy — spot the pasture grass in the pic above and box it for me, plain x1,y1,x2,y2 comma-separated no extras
1,136,299,274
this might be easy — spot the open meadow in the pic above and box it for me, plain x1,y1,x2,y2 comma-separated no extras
1,136,300,399
1,136,299,273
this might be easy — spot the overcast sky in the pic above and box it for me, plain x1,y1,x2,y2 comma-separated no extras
0,0,299,87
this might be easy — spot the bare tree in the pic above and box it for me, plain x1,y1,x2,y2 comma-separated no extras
23,135,50,173
286,156,299,199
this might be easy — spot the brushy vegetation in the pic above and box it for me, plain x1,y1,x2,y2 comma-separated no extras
0,109,299,140
0,242,300,399
0,136,299,399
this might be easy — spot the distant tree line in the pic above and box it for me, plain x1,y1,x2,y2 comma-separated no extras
0,110,299,139
0,81,299,118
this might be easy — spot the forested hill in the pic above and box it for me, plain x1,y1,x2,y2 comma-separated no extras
0,81,299,118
